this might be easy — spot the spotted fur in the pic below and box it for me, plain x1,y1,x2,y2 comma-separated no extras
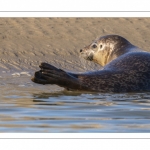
32,35,150,92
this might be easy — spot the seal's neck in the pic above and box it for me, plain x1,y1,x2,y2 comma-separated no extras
107,44,141,65
93,49,112,67
93,44,140,67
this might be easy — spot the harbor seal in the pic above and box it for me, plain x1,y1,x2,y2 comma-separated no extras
31,35,150,92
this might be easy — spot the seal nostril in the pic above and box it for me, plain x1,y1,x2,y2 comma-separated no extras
80,49,83,53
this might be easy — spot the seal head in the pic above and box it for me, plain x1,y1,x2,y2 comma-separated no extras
80,35,138,66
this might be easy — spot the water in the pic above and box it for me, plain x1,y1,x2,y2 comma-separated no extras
1,72,150,133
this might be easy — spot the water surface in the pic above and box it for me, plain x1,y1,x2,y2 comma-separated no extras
1,72,150,133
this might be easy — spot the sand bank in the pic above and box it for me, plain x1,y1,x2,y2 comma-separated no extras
0,18,150,74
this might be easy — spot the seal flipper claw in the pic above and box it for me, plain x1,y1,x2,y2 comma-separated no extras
31,71,49,84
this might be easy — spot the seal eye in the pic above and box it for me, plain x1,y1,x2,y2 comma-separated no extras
92,44,97,48
100,45,103,49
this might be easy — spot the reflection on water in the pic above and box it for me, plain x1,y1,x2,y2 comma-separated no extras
1,76,150,132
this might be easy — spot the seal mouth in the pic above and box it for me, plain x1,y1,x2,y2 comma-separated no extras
80,51,94,61
86,54,93,61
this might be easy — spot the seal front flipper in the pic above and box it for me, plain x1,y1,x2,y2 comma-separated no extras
32,62,67,84
32,62,88,91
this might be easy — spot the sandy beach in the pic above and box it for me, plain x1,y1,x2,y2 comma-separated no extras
0,18,150,73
